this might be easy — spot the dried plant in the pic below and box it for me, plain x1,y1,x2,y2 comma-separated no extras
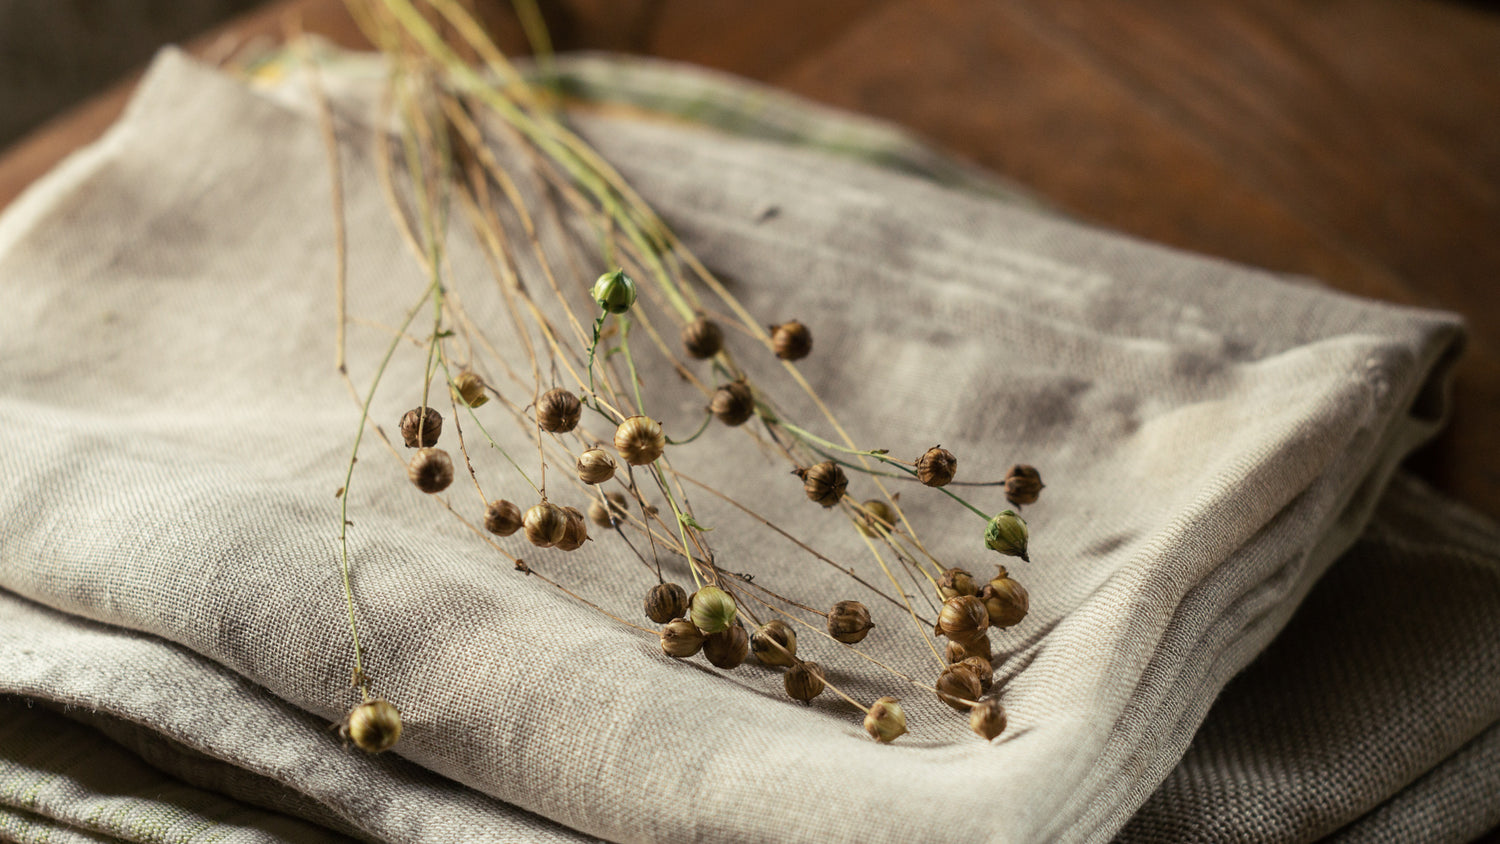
303,0,1048,750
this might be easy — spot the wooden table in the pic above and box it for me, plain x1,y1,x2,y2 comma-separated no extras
4,0,1498,522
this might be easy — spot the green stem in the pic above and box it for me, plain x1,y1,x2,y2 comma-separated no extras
666,413,713,446
618,314,646,415
652,463,703,590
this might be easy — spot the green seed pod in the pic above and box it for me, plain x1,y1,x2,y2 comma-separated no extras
863,697,908,743
483,499,523,536
827,600,874,644
938,567,978,600
984,510,1030,561
980,565,1029,628
785,661,826,702
451,370,489,408
614,416,665,465
935,664,982,713
576,448,617,485
1003,464,1044,507
536,388,582,434
660,618,705,658
645,583,689,624
752,619,798,667
969,698,1008,741
343,699,402,753
407,448,454,494
682,317,724,359
591,269,637,314
703,624,750,670
797,461,848,508
937,595,989,646
400,406,442,448
523,502,568,548
689,586,737,634
916,445,957,487
708,380,756,427
770,320,812,361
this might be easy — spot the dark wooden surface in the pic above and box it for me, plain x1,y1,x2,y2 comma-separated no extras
3,0,1498,523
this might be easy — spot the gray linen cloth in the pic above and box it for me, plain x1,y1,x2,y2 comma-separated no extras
0,49,1493,843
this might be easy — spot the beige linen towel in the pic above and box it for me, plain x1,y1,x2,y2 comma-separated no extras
0,50,1478,843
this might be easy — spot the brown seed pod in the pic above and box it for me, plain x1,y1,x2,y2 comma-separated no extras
1004,464,1044,507
483,499,523,536
703,624,750,669
937,595,990,646
935,664,983,712
708,380,756,427
576,448,617,485
523,502,568,548
400,407,442,448
858,499,897,536
785,661,826,702
938,567,978,600
916,446,957,487
451,370,488,407
660,618,705,658
644,582,689,624
945,634,992,665
555,506,589,552
614,416,665,465
342,699,402,753
969,698,1008,741
797,461,848,508
751,619,798,667
960,656,994,693
682,317,724,359
980,565,1029,629
536,388,582,433
770,320,812,361
863,697,909,743
827,600,875,644
407,448,454,494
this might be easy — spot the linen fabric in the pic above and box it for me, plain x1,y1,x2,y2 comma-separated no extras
0,49,1492,843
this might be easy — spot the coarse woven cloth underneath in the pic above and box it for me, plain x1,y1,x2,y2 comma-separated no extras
0,48,1495,844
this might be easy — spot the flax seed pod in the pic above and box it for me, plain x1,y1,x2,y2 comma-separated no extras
937,595,989,646
555,506,588,552
984,510,1030,561
342,699,402,753
863,697,908,743
400,407,442,448
770,320,812,360
407,448,453,494
858,499,897,536
576,448,616,485
960,656,994,693
483,500,523,536
682,317,724,359
614,416,665,465
980,565,1029,628
645,583,689,624
660,618,705,658
536,388,581,433
708,380,756,427
797,461,847,508
451,370,488,407
969,698,1008,741
935,664,983,712
938,567,978,599
916,446,957,487
785,661,826,702
523,502,568,548
827,600,874,644
703,625,750,670
752,619,798,667
1004,464,1044,506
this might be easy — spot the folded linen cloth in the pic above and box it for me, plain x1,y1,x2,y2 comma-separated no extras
0,48,1486,844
